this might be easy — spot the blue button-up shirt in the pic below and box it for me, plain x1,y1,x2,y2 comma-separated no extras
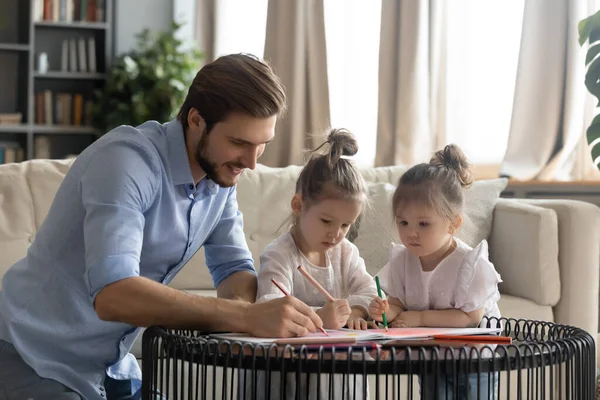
0,120,255,399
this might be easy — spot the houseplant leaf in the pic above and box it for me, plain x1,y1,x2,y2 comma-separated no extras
579,9,600,169
92,22,203,133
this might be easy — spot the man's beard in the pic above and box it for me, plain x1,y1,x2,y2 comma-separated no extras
195,132,244,188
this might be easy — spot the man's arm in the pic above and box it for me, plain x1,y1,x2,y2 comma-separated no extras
216,270,257,303
204,186,257,295
95,276,323,337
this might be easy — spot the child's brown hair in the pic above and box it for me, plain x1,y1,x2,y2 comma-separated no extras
284,128,368,240
295,128,367,206
392,144,473,221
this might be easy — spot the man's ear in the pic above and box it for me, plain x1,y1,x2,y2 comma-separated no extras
187,108,205,130
449,215,463,235
291,194,303,217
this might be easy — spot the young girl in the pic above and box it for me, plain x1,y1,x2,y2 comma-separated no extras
253,128,378,399
369,144,502,400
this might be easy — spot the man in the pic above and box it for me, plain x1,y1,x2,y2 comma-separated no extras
0,54,323,400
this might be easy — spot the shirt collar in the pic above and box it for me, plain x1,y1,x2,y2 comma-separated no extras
166,119,220,196
166,119,196,186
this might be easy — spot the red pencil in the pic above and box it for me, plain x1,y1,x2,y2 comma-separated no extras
271,278,329,336
432,334,512,344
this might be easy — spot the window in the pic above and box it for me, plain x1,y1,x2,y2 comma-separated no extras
214,0,269,58
445,1,525,165
324,0,382,167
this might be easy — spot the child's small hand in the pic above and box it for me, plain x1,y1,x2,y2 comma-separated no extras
369,297,389,322
317,299,351,329
345,316,378,330
389,319,408,328
398,311,422,327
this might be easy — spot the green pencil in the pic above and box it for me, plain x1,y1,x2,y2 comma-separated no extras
374,276,388,332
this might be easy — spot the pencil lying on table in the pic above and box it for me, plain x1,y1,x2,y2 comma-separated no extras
297,265,336,302
433,334,512,344
271,278,328,336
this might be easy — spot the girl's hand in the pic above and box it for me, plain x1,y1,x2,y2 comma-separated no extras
389,319,408,328
346,316,378,330
317,299,351,329
398,311,422,327
369,297,389,322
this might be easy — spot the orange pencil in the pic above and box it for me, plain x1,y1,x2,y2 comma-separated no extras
433,334,512,344
271,278,328,336
297,266,336,302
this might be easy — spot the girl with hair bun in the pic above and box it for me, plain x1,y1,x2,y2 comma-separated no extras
369,144,502,399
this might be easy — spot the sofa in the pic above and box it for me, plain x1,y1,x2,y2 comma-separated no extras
0,159,599,396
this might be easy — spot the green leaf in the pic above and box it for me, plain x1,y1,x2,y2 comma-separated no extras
580,10,600,45
586,43,600,66
92,22,203,132
587,114,600,144
590,137,600,165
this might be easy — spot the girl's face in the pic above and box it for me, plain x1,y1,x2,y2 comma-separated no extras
394,202,460,258
292,195,363,254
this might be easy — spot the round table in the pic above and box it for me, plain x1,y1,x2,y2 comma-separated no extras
141,318,595,399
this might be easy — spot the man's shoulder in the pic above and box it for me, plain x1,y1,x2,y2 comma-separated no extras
79,122,165,169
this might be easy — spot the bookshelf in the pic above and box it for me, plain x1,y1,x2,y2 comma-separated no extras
0,0,113,163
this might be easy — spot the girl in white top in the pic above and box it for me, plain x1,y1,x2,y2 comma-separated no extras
369,144,502,400
254,128,378,399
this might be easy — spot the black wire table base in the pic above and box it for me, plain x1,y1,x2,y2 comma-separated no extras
141,318,596,399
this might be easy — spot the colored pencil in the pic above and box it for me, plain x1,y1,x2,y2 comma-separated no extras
433,334,512,344
297,265,336,302
374,276,388,332
271,278,328,336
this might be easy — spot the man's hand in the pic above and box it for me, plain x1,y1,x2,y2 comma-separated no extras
242,296,323,338
317,299,351,329
398,311,422,327
369,297,389,322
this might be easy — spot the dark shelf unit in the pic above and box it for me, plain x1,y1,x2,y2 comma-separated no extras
0,0,113,161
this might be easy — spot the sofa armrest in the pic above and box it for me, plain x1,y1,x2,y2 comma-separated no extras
490,199,560,307
520,199,600,336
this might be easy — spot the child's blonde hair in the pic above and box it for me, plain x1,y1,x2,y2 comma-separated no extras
392,144,473,221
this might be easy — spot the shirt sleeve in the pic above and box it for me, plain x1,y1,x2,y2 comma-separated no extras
203,186,256,288
79,139,160,302
256,240,295,303
343,242,379,314
455,240,502,313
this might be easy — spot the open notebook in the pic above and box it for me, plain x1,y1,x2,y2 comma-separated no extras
209,327,503,345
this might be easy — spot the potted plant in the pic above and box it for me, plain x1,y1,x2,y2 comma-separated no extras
579,10,600,168
92,21,203,133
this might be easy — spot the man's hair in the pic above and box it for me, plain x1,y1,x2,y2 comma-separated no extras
177,53,287,131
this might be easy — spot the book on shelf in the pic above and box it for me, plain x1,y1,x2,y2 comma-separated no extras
61,40,69,72
35,0,106,23
69,39,77,72
0,141,25,164
35,91,93,127
58,36,96,73
34,137,51,159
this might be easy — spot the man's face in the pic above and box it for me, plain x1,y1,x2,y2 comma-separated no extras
195,112,276,187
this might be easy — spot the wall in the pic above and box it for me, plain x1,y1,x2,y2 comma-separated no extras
114,0,173,55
